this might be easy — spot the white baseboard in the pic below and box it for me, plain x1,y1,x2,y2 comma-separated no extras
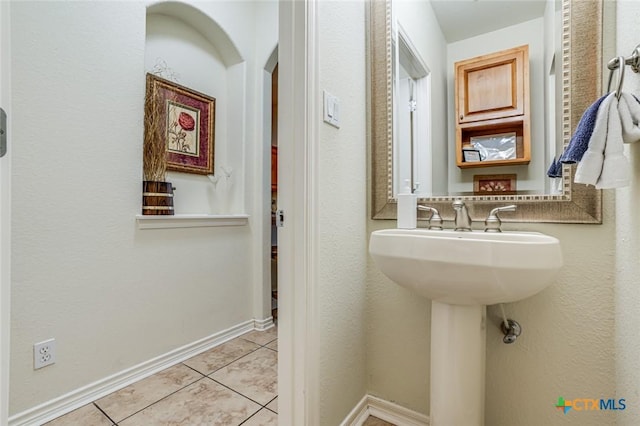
341,394,371,426
9,318,270,426
341,394,429,426
254,316,275,331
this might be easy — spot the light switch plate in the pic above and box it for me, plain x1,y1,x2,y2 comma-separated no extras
323,90,340,128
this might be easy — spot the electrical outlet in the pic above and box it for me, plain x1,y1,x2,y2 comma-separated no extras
34,339,56,369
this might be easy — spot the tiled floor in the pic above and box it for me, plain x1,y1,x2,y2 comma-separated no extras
44,325,393,426
362,417,395,426
45,327,278,426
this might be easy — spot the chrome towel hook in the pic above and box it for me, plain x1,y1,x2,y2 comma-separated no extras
606,44,640,99
607,56,626,99
623,44,640,73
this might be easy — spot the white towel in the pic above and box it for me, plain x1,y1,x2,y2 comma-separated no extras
618,93,640,143
596,96,629,189
574,94,615,186
575,92,631,189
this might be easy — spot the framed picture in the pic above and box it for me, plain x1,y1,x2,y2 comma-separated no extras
146,74,216,175
462,148,482,162
473,174,517,195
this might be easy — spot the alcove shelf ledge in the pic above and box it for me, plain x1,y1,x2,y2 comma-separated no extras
136,213,250,229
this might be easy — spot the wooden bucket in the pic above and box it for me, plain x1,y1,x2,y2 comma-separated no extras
142,181,174,215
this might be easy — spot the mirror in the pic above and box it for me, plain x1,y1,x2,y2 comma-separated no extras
370,0,602,223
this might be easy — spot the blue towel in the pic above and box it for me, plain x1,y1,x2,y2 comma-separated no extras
559,94,608,164
546,157,562,178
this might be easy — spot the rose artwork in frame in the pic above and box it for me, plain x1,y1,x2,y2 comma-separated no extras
473,174,517,195
146,74,215,175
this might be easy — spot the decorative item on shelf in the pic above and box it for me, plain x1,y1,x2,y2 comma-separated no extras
207,166,233,214
473,174,517,195
146,73,216,175
142,74,174,215
142,181,175,215
462,147,482,163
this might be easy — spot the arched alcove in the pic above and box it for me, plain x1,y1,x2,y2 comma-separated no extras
144,1,246,214
147,2,243,66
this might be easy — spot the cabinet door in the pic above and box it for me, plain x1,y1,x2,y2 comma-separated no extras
456,45,528,124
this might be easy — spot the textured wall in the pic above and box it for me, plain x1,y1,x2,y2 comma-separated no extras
317,1,369,424
9,1,276,414
366,220,431,411
615,1,640,425
484,218,616,425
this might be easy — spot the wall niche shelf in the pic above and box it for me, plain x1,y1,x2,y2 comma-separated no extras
136,214,249,229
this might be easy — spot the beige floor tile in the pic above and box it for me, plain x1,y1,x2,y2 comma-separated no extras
266,396,278,413
95,363,202,422
183,337,261,375
362,416,396,426
210,347,277,405
119,378,260,426
44,404,113,426
240,327,277,346
265,339,277,351
242,408,278,426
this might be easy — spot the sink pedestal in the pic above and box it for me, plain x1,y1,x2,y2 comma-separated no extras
430,301,485,426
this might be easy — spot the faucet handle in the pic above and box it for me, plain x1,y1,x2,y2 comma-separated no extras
484,205,516,233
418,206,443,230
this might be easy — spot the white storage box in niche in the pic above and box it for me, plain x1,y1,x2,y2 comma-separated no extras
471,132,517,161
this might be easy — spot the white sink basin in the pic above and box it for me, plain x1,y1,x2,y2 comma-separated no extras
369,229,563,305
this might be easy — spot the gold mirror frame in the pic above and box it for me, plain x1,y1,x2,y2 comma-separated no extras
370,0,602,223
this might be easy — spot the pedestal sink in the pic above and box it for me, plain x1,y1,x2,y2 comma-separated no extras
369,229,562,426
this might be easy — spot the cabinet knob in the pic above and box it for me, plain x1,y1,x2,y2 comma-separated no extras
460,114,464,120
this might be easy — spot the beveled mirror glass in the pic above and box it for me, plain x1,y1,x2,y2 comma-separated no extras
370,0,602,223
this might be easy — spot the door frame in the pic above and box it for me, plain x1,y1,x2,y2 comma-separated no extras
256,47,279,327
254,45,278,326
278,0,319,424
0,0,12,423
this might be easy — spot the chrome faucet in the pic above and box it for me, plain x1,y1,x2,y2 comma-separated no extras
418,205,443,230
452,199,472,231
484,205,516,232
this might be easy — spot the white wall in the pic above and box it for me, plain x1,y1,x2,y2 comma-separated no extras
447,18,547,194
317,1,368,424
9,0,276,415
615,1,640,425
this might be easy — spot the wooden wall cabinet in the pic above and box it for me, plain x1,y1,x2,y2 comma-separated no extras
455,45,530,168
